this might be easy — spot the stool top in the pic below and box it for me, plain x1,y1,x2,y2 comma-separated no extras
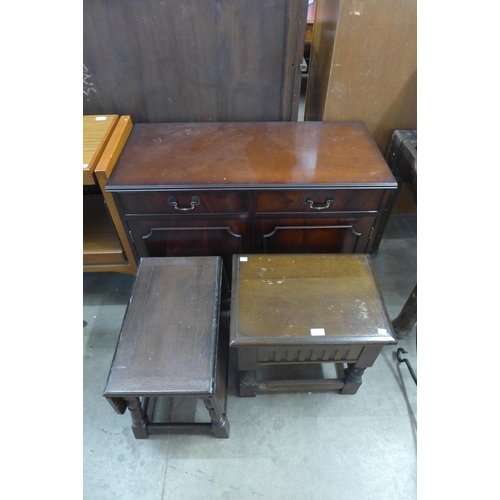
230,254,396,347
104,257,222,397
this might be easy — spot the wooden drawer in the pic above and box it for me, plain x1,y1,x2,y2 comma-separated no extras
257,345,363,363
119,191,248,215
254,189,385,214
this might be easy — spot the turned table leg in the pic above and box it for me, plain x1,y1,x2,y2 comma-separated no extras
123,397,149,439
341,365,366,394
203,396,230,438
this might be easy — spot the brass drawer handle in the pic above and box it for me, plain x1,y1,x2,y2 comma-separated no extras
304,195,335,210
168,196,200,211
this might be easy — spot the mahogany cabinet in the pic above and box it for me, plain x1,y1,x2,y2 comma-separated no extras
106,122,397,279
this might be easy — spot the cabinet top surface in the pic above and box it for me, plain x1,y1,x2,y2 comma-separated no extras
107,121,396,191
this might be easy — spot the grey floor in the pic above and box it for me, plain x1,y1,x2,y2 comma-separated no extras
83,213,417,500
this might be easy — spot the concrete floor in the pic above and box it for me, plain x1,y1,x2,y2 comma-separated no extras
83,213,417,500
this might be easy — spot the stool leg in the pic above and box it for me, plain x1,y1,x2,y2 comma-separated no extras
239,370,258,397
123,397,149,439
341,365,366,395
203,396,230,438
237,348,258,397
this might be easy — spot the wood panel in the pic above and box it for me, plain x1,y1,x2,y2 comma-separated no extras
128,219,251,280
83,195,125,264
104,257,222,396
82,115,118,185
305,0,417,158
84,115,137,274
303,0,340,124
106,122,395,190
83,0,308,123
231,254,396,344
108,122,397,279
254,217,375,254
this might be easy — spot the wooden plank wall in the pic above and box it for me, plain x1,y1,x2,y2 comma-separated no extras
83,0,308,123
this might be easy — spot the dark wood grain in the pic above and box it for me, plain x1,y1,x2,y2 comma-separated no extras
120,191,248,215
103,256,230,438
229,254,396,396
253,217,376,254
230,254,395,345
106,122,397,277
254,189,385,213
104,257,222,397
83,0,307,123
106,121,395,190
128,219,251,278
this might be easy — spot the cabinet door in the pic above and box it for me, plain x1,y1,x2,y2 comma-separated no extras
253,217,376,254
128,219,251,278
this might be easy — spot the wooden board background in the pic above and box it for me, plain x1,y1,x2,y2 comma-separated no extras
305,0,416,157
83,0,308,123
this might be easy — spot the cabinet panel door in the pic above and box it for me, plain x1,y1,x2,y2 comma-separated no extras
128,219,251,278
253,217,376,254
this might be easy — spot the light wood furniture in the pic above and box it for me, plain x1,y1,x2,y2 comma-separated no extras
83,115,118,185
103,257,230,439
105,121,398,280
305,0,416,159
229,254,397,396
83,115,137,274
305,0,316,46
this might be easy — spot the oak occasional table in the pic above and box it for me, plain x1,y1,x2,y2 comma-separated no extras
103,256,230,438
229,254,397,397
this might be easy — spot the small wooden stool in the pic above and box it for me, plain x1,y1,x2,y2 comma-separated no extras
103,257,230,438
230,254,397,397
